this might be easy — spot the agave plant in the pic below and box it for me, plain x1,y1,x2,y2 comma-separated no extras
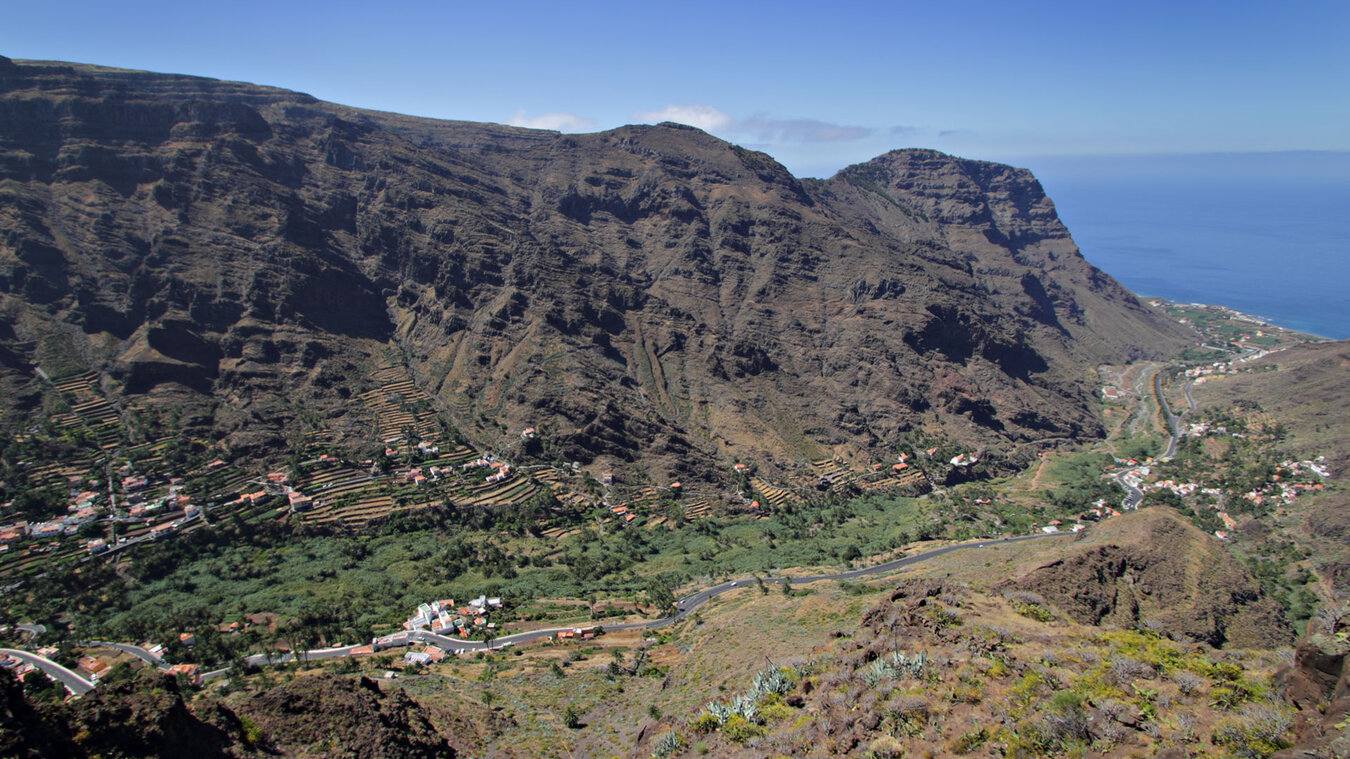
730,693,760,723
889,651,929,678
864,658,896,688
651,731,684,759
701,700,733,725
751,666,791,696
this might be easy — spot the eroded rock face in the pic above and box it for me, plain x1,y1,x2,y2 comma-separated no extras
1,667,256,759
1007,509,1291,649
0,57,1193,480
237,675,455,758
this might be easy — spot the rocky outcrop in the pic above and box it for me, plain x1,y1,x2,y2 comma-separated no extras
0,666,456,758
0,667,257,758
1007,508,1291,648
0,666,75,758
236,675,455,758
0,58,1195,482
1274,638,1350,757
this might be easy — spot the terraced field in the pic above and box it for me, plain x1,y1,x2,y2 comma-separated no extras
48,372,121,449
681,498,714,520
359,366,441,445
750,477,796,509
810,457,854,485
855,467,930,493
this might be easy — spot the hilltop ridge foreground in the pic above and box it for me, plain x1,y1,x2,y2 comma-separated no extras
0,56,1191,487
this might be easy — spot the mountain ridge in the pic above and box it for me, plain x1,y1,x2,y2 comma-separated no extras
0,56,1194,485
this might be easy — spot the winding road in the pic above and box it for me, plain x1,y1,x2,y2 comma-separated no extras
0,648,95,695
222,532,1072,673
84,640,169,670
24,531,1074,687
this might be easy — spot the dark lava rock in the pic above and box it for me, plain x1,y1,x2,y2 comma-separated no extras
237,675,455,758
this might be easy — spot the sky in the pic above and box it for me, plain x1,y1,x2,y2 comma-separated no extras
3,0,1348,178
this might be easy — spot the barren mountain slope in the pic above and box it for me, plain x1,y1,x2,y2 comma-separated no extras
0,56,1193,483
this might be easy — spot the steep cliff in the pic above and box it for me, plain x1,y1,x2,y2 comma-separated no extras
0,56,1195,483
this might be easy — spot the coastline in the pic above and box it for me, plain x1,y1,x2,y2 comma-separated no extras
1143,295,1333,344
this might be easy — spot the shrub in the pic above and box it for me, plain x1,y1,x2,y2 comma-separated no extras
925,606,963,629
1212,704,1294,758
760,701,794,723
722,714,765,744
950,677,984,704
238,715,264,747
868,735,905,759
1110,655,1156,683
1012,600,1055,623
888,695,929,735
950,727,989,754
690,713,722,734
563,704,581,729
1210,679,1262,710
1172,670,1205,696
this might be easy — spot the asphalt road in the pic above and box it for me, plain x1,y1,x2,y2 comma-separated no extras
1,647,95,695
1155,371,1183,460
104,532,1077,683
379,532,1070,654
1113,471,1145,510
84,640,169,670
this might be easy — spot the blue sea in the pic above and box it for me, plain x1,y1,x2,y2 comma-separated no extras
1022,153,1350,340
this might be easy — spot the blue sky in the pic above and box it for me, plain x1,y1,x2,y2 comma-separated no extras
3,0,1348,177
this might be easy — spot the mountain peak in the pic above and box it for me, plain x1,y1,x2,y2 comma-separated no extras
0,58,1193,485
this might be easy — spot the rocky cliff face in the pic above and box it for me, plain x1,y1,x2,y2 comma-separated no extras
0,667,456,758
1007,508,1291,649
236,675,456,758
0,667,257,758
0,56,1194,482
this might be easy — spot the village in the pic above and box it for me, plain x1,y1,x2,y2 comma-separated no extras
2,313,1334,701
0,360,976,586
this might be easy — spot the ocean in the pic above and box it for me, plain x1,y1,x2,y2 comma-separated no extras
1024,154,1350,340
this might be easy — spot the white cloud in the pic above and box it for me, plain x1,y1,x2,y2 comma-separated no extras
739,115,873,143
632,104,734,132
506,110,596,133
632,105,873,143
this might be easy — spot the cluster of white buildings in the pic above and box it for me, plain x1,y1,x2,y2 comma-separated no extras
402,595,502,637
461,455,512,483
1186,348,1276,383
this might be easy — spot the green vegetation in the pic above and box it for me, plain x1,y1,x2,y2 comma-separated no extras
4,490,935,651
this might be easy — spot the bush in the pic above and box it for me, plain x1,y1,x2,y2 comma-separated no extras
1012,600,1055,623
1172,671,1205,696
563,704,581,729
950,727,989,754
1110,655,1157,683
722,714,765,744
925,606,963,629
1210,680,1262,710
690,713,722,734
868,735,905,759
1212,704,1294,758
